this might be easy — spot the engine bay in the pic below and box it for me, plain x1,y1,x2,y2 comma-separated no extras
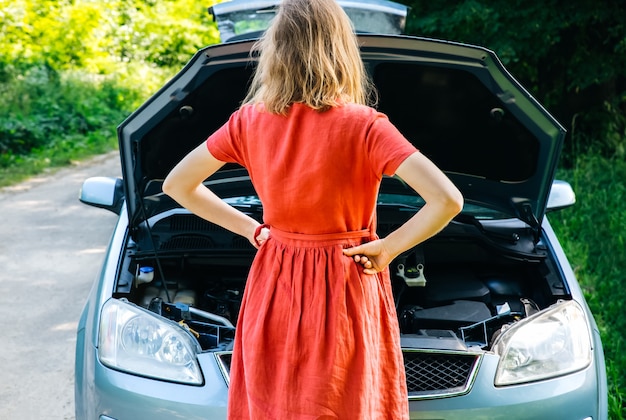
112,209,570,353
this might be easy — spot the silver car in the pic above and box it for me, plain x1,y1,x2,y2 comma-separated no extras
75,1,608,418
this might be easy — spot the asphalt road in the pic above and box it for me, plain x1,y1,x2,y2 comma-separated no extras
0,152,121,420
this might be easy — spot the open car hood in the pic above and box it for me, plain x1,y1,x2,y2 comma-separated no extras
117,10,564,233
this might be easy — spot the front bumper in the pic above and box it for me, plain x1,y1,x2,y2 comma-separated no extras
409,353,603,419
77,346,603,420
77,343,228,420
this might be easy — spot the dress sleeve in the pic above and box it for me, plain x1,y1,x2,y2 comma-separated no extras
205,109,247,166
365,112,418,176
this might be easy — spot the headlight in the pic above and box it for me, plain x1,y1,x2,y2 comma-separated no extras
493,300,591,386
98,298,203,385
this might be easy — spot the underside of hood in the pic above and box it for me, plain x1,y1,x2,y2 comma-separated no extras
117,35,565,232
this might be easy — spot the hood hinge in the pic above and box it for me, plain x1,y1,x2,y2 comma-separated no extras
517,202,540,243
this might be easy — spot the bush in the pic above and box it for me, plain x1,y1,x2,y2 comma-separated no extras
0,60,179,185
0,0,220,74
1,65,129,156
0,0,220,185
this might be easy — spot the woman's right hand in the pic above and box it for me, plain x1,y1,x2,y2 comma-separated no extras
253,226,271,248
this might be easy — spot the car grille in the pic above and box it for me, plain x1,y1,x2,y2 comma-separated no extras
402,350,480,399
215,349,481,400
168,214,223,232
152,214,255,250
160,234,215,250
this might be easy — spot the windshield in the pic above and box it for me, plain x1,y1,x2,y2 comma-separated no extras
224,194,510,220
377,193,510,219
210,0,408,42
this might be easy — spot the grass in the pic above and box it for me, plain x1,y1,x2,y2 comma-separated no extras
551,153,626,419
0,129,119,187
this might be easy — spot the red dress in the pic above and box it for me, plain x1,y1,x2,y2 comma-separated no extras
207,102,416,419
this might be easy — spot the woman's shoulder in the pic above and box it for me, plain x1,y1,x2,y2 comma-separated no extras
237,102,384,124
238,103,266,117
333,103,383,122
340,102,376,114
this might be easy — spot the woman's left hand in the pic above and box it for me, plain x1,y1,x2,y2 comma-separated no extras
342,239,393,275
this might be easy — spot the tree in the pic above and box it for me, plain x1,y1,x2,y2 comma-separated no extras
0,0,220,74
400,0,626,162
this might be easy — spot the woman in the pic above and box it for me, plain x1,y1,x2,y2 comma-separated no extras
163,0,463,418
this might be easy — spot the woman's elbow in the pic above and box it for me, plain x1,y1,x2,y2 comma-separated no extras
452,191,464,215
162,174,183,200
161,176,174,197
445,187,464,217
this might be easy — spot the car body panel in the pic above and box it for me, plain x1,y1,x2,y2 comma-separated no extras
75,183,607,420
80,77,605,420
408,354,601,419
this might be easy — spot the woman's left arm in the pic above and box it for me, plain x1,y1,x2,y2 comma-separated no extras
343,151,463,273
162,143,266,248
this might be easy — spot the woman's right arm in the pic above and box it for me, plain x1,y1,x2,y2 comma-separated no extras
162,143,267,248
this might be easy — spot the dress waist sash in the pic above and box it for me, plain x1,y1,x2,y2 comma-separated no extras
268,226,373,247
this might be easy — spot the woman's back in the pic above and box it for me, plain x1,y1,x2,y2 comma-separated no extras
207,102,416,234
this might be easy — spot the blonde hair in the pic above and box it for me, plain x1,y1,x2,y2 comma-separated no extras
243,0,374,114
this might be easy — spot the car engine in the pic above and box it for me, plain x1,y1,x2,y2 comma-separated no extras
112,208,569,354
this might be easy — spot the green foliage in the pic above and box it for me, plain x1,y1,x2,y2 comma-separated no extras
551,154,626,419
0,0,220,73
0,0,221,185
1,66,109,155
399,0,626,163
0,61,176,174
103,0,220,68
0,64,162,186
